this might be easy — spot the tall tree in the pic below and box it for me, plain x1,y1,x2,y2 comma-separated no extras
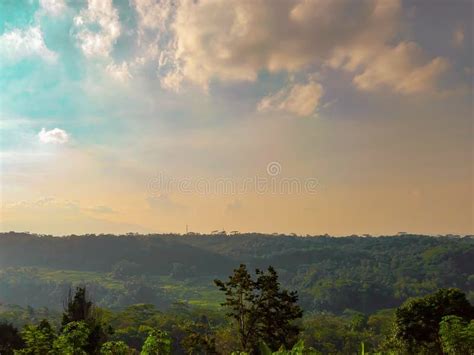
255,267,303,350
215,264,259,352
215,265,303,353
62,287,111,354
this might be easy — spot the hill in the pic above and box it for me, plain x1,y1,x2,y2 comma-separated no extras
0,232,472,314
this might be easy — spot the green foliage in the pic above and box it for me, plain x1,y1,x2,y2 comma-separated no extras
62,287,94,326
1,233,473,316
259,340,319,355
2,287,472,355
112,260,141,279
347,312,368,332
215,264,259,352
393,288,474,353
51,321,90,355
15,319,56,355
301,314,372,354
0,231,473,354
215,265,303,353
62,287,112,353
140,330,172,355
259,342,272,355
439,315,474,355
100,340,132,355
255,267,303,350
181,318,217,354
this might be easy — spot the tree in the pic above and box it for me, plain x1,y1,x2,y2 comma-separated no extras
111,260,140,279
255,267,303,350
214,264,260,352
439,315,474,355
0,322,24,354
17,319,56,354
62,287,112,354
346,311,368,332
100,340,132,355
215,265,303,353
181,317,217,354
62,287,94,326
52,321,90,355
393,288,474,353
141,329,172,355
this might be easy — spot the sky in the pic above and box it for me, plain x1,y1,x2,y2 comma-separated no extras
0,0,472,236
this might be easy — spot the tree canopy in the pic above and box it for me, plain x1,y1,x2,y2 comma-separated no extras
215,265,302,353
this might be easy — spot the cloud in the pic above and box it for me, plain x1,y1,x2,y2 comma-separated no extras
156,0,400,89
38,128,69,144
134,0,173,32
74,0,121,57
452,26,464,47
127,0,447,95
4,197,79,212
257,78,323,117
353,42,449,94
106,62,132,82
39,0,66,16
0,26,57,63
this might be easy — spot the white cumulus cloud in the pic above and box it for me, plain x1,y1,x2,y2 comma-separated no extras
0,26,57,63
74,0,121,57
159,0,400,89
258,79,323,117
38,128,69,144
40,0,66,16
134,0,448,95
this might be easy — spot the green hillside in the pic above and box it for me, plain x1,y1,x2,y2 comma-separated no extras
1,233,472,314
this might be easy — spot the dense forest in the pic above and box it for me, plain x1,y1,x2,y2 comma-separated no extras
1,233,473,353
0,232,473,313
1,274,473,354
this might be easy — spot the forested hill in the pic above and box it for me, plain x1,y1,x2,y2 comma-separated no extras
0,232,473,314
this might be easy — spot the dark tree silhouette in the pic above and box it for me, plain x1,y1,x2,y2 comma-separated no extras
62,287,93,325
255,266,303,350
215,264,303,353
215,264,259,352
62,286,111,354
0,322,24,354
